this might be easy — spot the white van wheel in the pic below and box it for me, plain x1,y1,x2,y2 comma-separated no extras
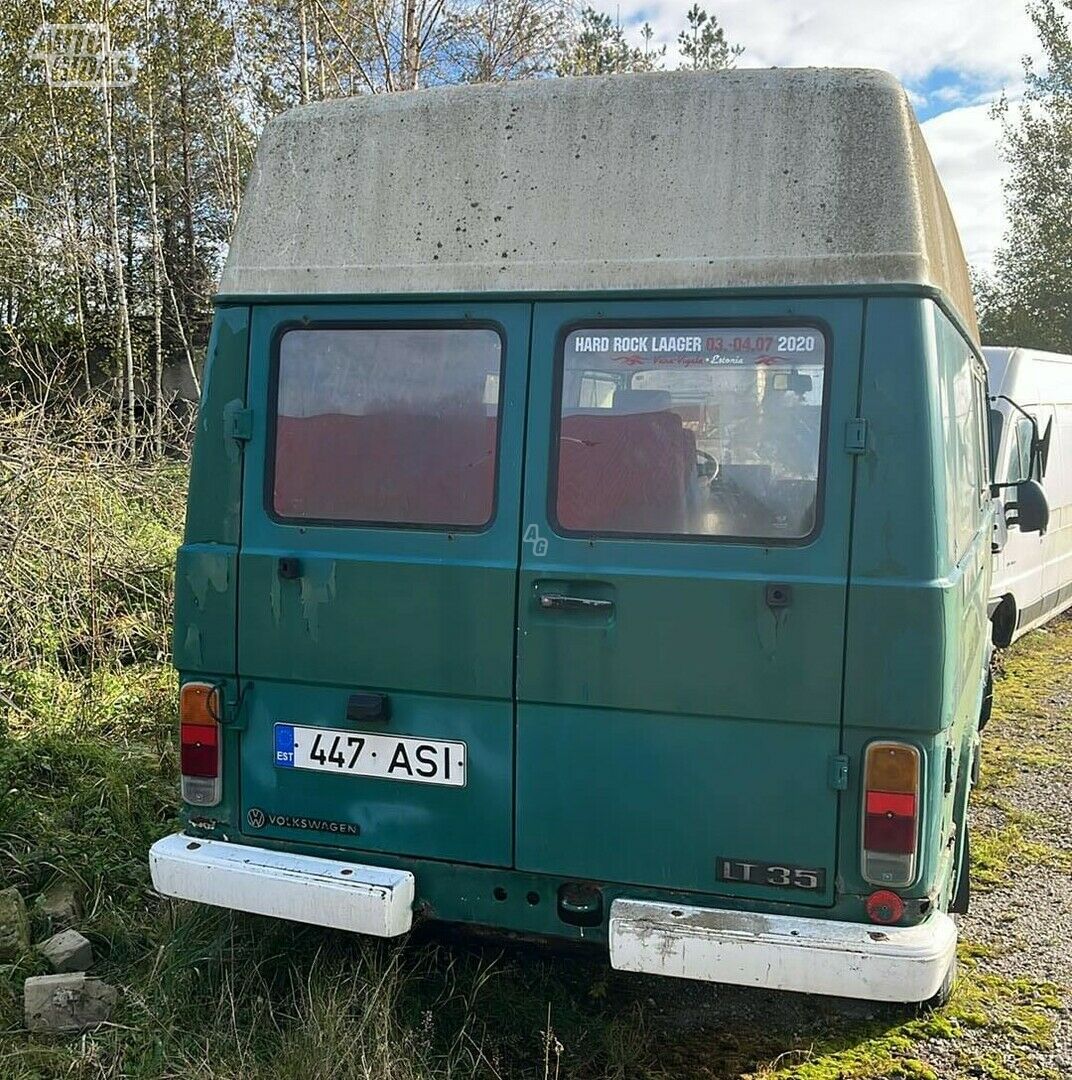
991,596,1017,648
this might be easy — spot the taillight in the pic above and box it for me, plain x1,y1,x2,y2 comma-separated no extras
861,741,920,887
180,682,221,806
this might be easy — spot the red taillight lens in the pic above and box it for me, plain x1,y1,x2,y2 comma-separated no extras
180,722,219,778
179,682,221,806
861,742,921,887
864,791,918,854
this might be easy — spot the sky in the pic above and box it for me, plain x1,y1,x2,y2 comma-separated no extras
615,0,1045,273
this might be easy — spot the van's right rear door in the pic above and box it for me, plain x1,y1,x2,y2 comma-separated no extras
514,297,863,905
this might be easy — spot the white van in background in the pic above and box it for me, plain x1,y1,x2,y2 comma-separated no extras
985,347,1072,645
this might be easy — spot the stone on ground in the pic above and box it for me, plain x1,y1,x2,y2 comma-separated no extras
0,886,30,962
39,929,93,973
34,879,83,926
24,973,117,1032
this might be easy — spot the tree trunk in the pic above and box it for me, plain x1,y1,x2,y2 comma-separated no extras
102,26,137,452
312,6,326,99
176,0,197,336
402,0,420,88
298,0,311,103
146,0,165,455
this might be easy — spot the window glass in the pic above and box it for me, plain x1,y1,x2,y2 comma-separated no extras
273,327,502,526
989,408,1004,477
974,374,991,490
1004,416,1035,485
554,327,826,539
937,316,989,560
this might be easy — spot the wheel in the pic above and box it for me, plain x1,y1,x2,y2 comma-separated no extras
991,596,1016,649
950,827,971,915
978,668,994,731
915,954,957,1012
884,953,957,1017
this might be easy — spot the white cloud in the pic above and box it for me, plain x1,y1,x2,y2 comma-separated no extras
624,0,1040,83
921,103,1010,274
608,0,1039,271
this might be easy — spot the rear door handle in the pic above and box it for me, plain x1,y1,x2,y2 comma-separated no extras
538,593,614,612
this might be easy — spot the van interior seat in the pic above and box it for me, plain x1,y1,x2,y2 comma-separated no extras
274,411,496,525
557,410,691,533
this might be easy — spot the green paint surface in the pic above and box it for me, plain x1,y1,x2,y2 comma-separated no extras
177,287,991,938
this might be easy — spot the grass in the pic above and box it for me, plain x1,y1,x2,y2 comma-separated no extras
0,418,1070,1077
0,674,1065,1077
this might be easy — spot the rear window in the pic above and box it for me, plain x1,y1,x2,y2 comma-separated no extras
553,326,826,540
273,327,503,527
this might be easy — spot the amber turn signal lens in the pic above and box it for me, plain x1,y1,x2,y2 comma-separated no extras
180,682,219,726
864,743,920,794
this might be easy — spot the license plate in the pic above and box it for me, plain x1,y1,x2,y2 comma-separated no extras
274,724,466,787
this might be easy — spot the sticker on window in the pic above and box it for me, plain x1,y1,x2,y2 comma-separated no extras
555,327,826,540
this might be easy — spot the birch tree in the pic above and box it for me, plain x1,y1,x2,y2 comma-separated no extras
979,0,1072,351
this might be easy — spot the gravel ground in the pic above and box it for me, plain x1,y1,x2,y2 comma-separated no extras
617,617,1072,1079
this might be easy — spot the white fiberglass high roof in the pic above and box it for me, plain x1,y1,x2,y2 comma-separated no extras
219,67,977,339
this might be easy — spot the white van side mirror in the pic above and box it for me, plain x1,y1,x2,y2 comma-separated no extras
1009,479,1050,534
992,478,1050,535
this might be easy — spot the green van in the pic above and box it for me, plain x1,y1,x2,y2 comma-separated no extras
149,68,1048,1005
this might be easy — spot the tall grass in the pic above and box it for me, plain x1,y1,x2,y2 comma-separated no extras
0,396,184,740
0,404,663,1080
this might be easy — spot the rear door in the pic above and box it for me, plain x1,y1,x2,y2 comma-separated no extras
237,303,530,866
515,298,862,905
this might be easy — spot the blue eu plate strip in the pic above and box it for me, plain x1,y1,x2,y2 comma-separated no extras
274,723,295,768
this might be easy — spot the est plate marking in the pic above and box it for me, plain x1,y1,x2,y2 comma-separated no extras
717,857,826,891
274,724,466,787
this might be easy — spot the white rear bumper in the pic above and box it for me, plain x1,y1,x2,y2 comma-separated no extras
149,833,414,937
609,898,956,1003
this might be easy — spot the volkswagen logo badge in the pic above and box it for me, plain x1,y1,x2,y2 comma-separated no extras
246,807,266,829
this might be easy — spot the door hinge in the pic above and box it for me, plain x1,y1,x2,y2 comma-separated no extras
223,402,253,442
221,681,252,731
844,417,868,454
828,754,849,790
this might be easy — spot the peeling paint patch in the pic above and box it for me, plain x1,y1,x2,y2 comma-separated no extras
184,550,230,610
299,560,337,641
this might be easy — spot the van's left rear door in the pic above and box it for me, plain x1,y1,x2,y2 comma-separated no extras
236,302,530,866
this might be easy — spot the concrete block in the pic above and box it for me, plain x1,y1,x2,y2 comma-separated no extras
0,886,30,962
24,973,117,1032
34,879,83,926
40,929,93,973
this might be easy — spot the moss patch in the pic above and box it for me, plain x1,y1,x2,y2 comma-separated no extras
734,944,1062,1080
980,620,1072,794
971,815,1072,889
